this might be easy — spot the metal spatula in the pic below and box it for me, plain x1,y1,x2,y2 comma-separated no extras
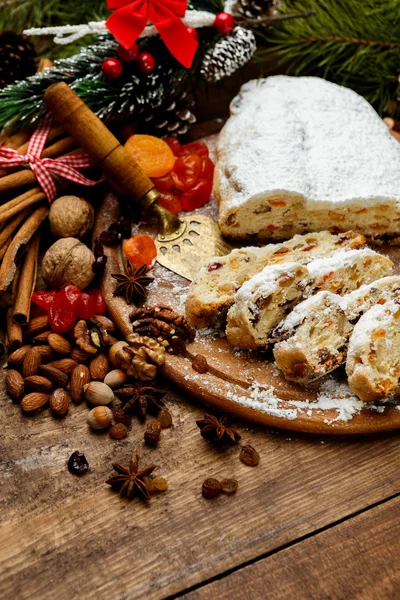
44,83,232,282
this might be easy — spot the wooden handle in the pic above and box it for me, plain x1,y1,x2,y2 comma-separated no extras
43,82,154,203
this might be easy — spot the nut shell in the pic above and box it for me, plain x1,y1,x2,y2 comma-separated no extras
87,406,113,430
42,237,95,290
103,369,127,389
84,381,114,406
49,195,94,240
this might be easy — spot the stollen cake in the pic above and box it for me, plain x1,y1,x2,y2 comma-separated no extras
186,230,366,327
347,300,400,401
215,76,400,242
273,275,400,384
226,248,393,350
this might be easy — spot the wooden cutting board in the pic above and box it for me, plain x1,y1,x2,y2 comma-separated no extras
94,187,400,436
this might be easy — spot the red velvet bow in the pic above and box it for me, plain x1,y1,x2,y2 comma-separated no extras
106,0,198,68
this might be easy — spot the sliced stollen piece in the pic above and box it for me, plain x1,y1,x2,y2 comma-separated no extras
225,248,393,350
215,75,400,242
226,262,309,349
347,300,400,401
272,275,400,384
186,230,366,327
273,292,352,384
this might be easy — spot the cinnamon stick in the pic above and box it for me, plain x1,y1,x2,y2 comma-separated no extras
0,205,48,292
0,140,78,192
6,266,23,349
0,236,11,260
0,188,45,224
13,232,40,324
0,208,30,249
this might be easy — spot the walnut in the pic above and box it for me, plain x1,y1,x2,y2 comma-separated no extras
42,238,95,290
125,333,165,381
49,195,94,240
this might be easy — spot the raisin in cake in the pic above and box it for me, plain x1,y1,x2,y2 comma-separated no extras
226,248,393,350
186,230,366,327
347,300,400,401
215,76,400,242
273,276,400,384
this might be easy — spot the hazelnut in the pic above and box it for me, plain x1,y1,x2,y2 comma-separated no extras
49,195,94,240
87,406,113,430
84,381,114,406
42,237,95,289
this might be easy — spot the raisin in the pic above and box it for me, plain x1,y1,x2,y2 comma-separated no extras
67,451,89,476
158,407,172,429
202,478,222,499
110,423,129,439
192,354,208,374
240,444,260,467
113,409,132,427
144,419,161,446
221,479,238,495
208,262,222,272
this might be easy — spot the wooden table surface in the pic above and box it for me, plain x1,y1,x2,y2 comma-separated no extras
1,364,400,600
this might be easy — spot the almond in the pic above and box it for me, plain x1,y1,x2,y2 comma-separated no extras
47,333,72,355
89,353,109,380
70,364,91,404
39,364,69,387
26,315,49,338
47,358,77,375
36,345,56,363
20,392,50,412
71,347,93,363
7,345,32,368
49,388,69,417
22,346,41,377
6,370,25,401
24,375,53,393
33,330,52,344
91,315,115,331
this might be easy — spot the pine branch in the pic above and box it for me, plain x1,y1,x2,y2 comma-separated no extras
259,0,400,118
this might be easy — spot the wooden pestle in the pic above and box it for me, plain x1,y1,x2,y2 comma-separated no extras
43,82,157,206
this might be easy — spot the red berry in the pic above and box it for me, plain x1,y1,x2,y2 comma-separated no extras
31,290,58,312
49,286,82,333
78,289,106,320
181,179,212,211
117,42,139,62
164,137,181,155
151,172,174,191
178,142,209,158
171,153,202,191
101,57,123,80
137,52,156,74
186,27,199,40
157,191,181,215
214,12,235,34
200,156,215,181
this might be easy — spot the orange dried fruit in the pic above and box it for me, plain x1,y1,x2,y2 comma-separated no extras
125,134,175,178
124,234,157,270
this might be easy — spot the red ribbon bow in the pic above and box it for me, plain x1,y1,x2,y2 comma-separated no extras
0,117,101,203
106,0,198,68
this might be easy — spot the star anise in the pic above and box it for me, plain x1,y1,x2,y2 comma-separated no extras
112,263,153,304
196,413,241,443
114,382,165,418
106,452,156,501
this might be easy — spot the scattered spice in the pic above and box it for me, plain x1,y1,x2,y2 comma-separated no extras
196,413,241,443
221,479,238,495
240,444,260,467
144,419,161,446
112,262,153,304
115,382,165,418
68,451,89,476
202,478,222,499
110,423,129,439
158,407,173,429
192,354,208,374
106,452,157,501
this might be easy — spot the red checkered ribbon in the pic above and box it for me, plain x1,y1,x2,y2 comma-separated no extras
0,116,101,202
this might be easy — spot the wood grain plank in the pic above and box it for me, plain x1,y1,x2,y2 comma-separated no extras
182,495,400,600
2,365,400,600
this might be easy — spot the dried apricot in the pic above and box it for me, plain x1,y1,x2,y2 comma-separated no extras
125,134,175,178
124,234,157,269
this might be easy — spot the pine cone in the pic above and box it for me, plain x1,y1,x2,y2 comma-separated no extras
0,31,36,88
138,91,197,138
232,0,279,20
201,27,257,84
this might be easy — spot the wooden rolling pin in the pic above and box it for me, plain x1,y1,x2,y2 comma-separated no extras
43,82,159,209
